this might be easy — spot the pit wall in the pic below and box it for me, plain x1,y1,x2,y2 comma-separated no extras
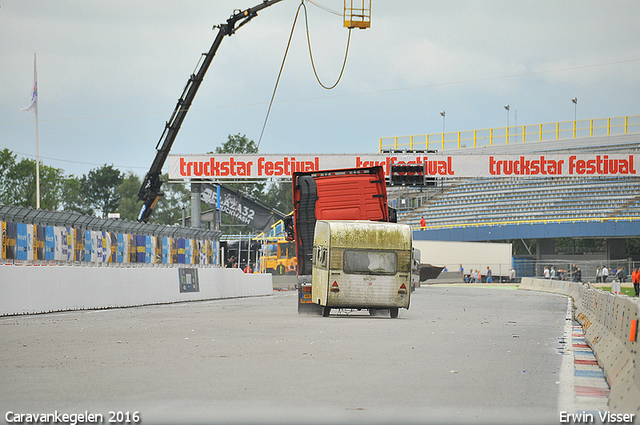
518,278,639,415
0,264,272,316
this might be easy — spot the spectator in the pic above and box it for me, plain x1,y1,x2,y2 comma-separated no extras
419,217,426,230
602,265,609,283
596,266,602,283
550,266,556,280
543,267,550,279
632,268,639,297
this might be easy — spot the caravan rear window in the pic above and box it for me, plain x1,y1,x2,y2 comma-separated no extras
343,250,397,275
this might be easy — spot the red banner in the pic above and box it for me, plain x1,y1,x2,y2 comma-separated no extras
167,153,638,179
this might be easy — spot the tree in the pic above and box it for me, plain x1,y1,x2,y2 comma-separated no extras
84,165,123,218
60,176,92,215
214,133,258,155
0,148,17,197
260,180,293,214
150,174,190,225
116,172,143,221
0,151,64,210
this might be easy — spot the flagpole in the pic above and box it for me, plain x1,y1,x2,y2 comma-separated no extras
34,53,40,209
21,53,40,208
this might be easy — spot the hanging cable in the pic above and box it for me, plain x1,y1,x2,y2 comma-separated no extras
256,3,304,151
257,0,352,150
302,1,352,90
306,0,342,16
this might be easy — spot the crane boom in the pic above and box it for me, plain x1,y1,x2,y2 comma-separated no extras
137,0,284,223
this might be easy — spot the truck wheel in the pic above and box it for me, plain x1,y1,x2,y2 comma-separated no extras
390,308,399,319
322,306,331,317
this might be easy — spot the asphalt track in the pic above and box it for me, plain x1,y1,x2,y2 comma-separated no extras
0,286,601,425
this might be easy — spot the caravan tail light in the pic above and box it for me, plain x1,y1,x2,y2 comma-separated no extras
330,281,340,292
398,283,407,294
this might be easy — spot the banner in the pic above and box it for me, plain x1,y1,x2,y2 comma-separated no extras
200,183,278,231
168,153,638,180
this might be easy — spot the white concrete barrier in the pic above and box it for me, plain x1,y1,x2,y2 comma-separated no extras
0,264,272,316
518,278,640,415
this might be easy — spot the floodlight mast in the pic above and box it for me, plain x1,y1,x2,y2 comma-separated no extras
137,0,284,223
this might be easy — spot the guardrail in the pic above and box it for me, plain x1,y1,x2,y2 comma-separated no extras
380,115,640,152
518,278,639,414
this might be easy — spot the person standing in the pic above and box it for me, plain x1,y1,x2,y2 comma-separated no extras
602,265,609,283
550,266,556,280
486,266,493,283
419,217,427,230
509,267,516,283
632,268,639,297
543,267,550,279
596,266,602,283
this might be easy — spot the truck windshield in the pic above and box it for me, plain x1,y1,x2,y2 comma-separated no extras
343,250,397,275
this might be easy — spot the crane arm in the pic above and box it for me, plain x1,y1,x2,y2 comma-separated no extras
137,0,284,222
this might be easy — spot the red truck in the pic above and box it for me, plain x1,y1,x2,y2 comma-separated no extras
284,166,394,313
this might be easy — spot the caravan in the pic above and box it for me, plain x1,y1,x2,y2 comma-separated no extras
311,220,412,318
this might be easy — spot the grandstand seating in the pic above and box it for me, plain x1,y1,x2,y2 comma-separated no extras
391,133,640,228
395,175,640,228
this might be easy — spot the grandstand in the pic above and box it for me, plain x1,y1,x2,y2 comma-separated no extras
387,129,640,232
396,174,640,228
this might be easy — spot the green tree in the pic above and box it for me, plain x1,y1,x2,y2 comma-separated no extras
0,148,17,197
0,153,64,210
260,180,292,215
84,165,123,218
116,172,143,221
61,176,93,215
214,133,258,155
150,175,190,225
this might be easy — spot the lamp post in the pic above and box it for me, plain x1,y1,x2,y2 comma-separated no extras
440,111,446,134
504,104,510,143
571,98,578,137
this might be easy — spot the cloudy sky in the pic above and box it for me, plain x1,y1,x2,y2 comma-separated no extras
2,0,639,178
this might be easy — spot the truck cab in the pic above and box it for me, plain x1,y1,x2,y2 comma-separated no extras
287,166,392,313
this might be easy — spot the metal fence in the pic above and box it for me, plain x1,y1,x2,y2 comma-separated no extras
514,258,639,283
380,115,640,152
0,203,220,240
1,203,222,267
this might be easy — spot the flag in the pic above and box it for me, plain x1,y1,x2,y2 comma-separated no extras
21,54,38,113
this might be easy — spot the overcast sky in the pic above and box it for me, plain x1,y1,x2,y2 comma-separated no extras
2,0,639,177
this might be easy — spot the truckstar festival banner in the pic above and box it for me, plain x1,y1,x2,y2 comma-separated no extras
168,153,638,179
